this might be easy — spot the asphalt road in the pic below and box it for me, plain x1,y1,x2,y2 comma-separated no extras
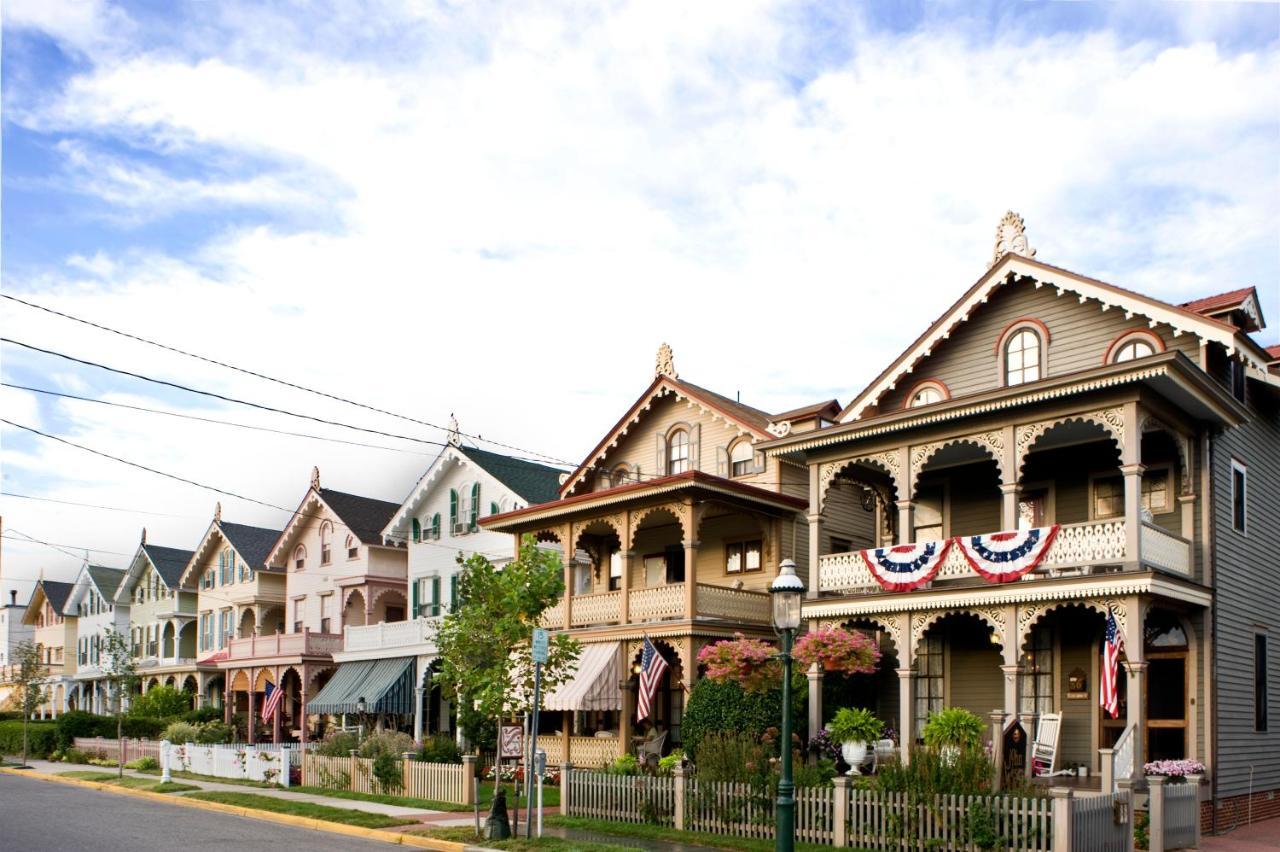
0,772,403,851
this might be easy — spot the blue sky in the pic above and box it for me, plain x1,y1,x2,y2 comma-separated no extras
1,0,1277,588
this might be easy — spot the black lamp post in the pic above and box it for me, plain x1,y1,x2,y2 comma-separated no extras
769,558,805,852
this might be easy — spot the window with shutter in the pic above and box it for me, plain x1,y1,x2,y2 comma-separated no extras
431,576,441,616
431,513,441,540
716,446,730,477
470,483,481,530
412,518,421,542
449,576,458,610
449,490,459,535
411,580,419,617
729,442,753,477
667,430,690,474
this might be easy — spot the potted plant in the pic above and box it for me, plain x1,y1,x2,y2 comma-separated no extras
697,634,781,694
794,626,882,675
1144,759,1206,782
921,707,985,764
826,707,883,775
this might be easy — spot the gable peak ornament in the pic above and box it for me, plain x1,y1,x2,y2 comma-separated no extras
214,501,222,522
140,527,147,545
447,413,462,447
655,343,678,379
990,211,1036,267
311,466,321,490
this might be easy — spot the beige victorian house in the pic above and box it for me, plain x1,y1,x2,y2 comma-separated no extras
484,347,827,768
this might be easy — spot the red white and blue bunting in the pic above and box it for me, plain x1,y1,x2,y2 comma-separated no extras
954,525,1061,583
859,540,953,592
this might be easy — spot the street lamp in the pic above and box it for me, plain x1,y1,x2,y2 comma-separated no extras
769,558,805,852
356,696,367,744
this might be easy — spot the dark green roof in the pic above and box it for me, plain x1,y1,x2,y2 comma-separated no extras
459,446,565,504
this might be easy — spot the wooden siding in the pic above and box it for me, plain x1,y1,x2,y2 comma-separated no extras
823,480,878,552
947,625,1002,736
1209,380,1280,797
1059,634,1094,768
877,279,1200,411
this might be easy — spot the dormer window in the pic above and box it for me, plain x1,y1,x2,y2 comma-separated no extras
320,521,333,564
293,545,306,571
668,430,690,474
907,380,949,409
999,322,1046,386
729,441,755,477
346,534,358,560
1107,330,1163,364
610,464,632,487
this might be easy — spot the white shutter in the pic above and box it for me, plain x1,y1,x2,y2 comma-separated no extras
754,450,766,474
690,424,701,471
655,434,668,476
716,446,729,477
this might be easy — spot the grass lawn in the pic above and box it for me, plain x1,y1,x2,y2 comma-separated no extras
182,791,414,828
57,771,199,793
291,782,560,813
546,816,837,852
137,767,277,788
406,826,630,851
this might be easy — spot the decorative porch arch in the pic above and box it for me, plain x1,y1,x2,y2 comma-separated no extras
629,505,685,550
1139,414,1193,496
911,607,1008,653
230,670,250,692
1017,597,1132,652
818,454,901,511
1015,408,1126,476
908,433,1007,497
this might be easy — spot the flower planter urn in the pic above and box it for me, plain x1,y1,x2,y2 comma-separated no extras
841,741,868,775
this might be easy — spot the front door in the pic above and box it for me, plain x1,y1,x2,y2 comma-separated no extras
1146,653,1187,761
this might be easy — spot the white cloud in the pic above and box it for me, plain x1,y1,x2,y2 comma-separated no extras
1,1,1276,580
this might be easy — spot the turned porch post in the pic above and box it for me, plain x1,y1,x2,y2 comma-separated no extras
1123,594,1145,777
562,524,574,630
1121,401,1144,566
897,626,915,764
683,539,698,617
807,661,823,738
808,463,822,600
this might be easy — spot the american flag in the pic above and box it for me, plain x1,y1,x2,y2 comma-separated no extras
261,681,285,722
636,637,668,723
1100,611,1125,719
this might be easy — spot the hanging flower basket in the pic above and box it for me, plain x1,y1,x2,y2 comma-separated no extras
794,626,881,676
697,633,780,693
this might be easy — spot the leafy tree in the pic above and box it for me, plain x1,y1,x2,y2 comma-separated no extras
434,536,579,790
100,628,138,778
2,640,48,767
128,684,192,719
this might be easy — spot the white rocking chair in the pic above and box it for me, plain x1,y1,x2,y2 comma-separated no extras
637,731,667,765
1030,713,1063,777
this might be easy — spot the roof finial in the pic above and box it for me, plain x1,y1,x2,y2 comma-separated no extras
447,413,461,447
311,466,321,490
656,342,678,379
140,527,147,545
990,210,1036,267
214,501,222,522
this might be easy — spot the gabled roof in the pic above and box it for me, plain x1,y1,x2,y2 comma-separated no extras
1180,286,1265,332
85,564,126,600
559,374,779,497
1267,344,1280,365
457,446,564,505
40,579,75,615
317,488,401,545
143,544,195,589
840,252,1273,423
181,513,286,587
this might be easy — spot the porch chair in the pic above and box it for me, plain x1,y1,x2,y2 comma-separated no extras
637,731,667,767
869,739,897,773
1030,712,1063,776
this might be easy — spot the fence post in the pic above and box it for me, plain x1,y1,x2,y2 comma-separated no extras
1148,775,1166,852
280,747,291,788
1050,787,1073,851
462,755,478,805
672,764,688,831
559,762,572,814
989,710,1005,792
1192,775,1204,848
349,749,358,793
832,776,851,847
402,752,414,795
160,740,172,783
1099,748,1114,795
1117,778,1135,852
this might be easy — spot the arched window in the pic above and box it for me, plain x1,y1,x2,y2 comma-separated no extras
319,522,333,565
449,489,459,534
1003,327,1043,386
219,548,233,584
668,430,690,475
729,441,755,477
346,534,357,560
293,545,306,571
906,380,949,409
1107,331,1163,364
430,513,441,540
469,483,481,531
611,464,631,487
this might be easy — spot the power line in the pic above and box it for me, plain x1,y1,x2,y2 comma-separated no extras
1,530,131,558
1,491,202,520
1,293,574,465
2,382,435,456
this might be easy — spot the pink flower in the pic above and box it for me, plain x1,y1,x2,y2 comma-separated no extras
793,626,881,675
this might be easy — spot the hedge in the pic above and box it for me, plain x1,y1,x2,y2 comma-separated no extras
0,720,58,758
53,711,168,749
680,677,806,760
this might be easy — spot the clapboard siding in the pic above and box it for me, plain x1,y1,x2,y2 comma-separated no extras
948,625,1003,735
1210,379,1280,798
823,480,878,551
936,461,1002,537
1059,635,1094,768
878,280,1199,411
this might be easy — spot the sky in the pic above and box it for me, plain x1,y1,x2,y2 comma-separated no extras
2,0,1278,596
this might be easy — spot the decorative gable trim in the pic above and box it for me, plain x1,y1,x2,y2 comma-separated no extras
180,520,235,588
382,447,468,541
265,490,330,568
840,254,1271,423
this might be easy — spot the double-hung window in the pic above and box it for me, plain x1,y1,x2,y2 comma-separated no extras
1232,460,1248,534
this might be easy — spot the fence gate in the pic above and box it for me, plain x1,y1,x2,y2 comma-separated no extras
1071,793,1127,852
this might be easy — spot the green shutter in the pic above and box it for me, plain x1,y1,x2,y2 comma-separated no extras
470,483,481,530
449,490,458,532
432,514,441,539
412,518,421,542
411,579,419,617
449,576,458,610
431,576,441,615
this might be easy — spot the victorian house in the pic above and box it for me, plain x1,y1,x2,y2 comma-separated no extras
328,421,564,742
483,348,826,768
22,578,76,718
115,529,203,698
229,468,406,744
761,213,1277,829
179,504,286,717
67,564,129,715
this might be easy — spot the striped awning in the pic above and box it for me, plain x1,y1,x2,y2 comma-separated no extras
542,642,620,712
307,656,416,716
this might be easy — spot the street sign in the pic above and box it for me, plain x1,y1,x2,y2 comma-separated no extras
531,628,549,664
500,724,523,759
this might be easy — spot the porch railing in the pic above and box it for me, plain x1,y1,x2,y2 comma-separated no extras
817,519,1128,593
570,591,622,626
224,629,343,661
695,584,771,622
630,584,685,621
342,618,435,652
1139,523,1191,575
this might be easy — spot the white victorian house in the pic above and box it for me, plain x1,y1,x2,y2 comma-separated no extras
67,564,129,715
330,425,565,742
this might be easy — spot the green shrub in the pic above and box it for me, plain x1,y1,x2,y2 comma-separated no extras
128,686,192,720
0,720,58,758
694,732,772,786
868,745,1000,797
125,755,160,770
656,749,684,776
680,678,804,759
160,722,202,744
604,753,640,776
316,731,360,757
921,708,985,750
417,734,461,764
827,707,884,744
63,747,93,764
195,721,233,744
182,706,221,724
54,711,109,750
120,716,168,739
358,730,415,760
371,751,403,793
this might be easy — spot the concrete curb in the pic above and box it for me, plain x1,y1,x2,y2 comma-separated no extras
0,767,476,851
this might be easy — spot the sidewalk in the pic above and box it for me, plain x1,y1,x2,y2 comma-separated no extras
1204,816,1280,850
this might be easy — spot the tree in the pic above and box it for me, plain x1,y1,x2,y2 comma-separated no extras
128,684,192,719
2,640,48,767
434,536,580,790
100,627,138,778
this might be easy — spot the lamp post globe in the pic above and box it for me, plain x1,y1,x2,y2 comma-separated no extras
769,559,806,852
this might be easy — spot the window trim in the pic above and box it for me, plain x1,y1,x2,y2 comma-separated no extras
1087,469,1176,521
1231,458,1248,535
995,318,1049,388
1257,630,1268,733
1103,329,1165,365
667,427,692,475
728,439,756,479
724,537,764,575
902,379,951,410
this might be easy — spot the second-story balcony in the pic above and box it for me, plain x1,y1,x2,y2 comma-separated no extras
223,628,343,662
817,517,1191,595
540,582,773,629
341,617,436,654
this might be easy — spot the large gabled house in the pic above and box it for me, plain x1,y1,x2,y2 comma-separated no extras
67,564,129,716
328,421,566,741
21,578,76,717
483,347,822,767
115,529,203,699
761,212,1277,830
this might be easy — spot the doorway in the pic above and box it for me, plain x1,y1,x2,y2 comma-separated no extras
1145,610,1189,762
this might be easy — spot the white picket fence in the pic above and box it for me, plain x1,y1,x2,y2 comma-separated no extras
303,752,475,805
162,740,294,786
73,737,162,764
566,771,676,826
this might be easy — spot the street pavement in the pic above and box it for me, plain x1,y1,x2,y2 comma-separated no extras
0,771,404,851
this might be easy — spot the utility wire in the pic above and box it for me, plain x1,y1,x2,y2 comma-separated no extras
2,382,435,456
1,491,203,520
1,530,131,558
1,293,574,465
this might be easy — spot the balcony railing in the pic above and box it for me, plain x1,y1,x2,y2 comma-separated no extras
224,629,343,661
1140,523,1191,575
541,582,774,629
630,585,685,621
695,584,772,622
571,591,622,627
818,519,1131,594
343,619,436,653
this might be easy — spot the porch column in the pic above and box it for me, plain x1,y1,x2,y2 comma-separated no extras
299,663,309,746
896,501,914,544
562,547,574,630
224,677,233,725
413,687,425,742
247,677,256,743
619,549,632,624
808,463,822,600
272,666,282,744
999,483,1019,531
618,643,635,758
897,627,915,764
1123,595,1145,777
1120,463,1146,565
1001,605,1020,716
807,663,823,739
683,539,698,617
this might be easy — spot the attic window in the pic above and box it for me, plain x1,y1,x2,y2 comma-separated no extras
346,534,358,560
729,441,754,477
1001,325,1045,387
293,545,306,571
1108,330,1163,364
668,430,690,474
907,380,949,409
